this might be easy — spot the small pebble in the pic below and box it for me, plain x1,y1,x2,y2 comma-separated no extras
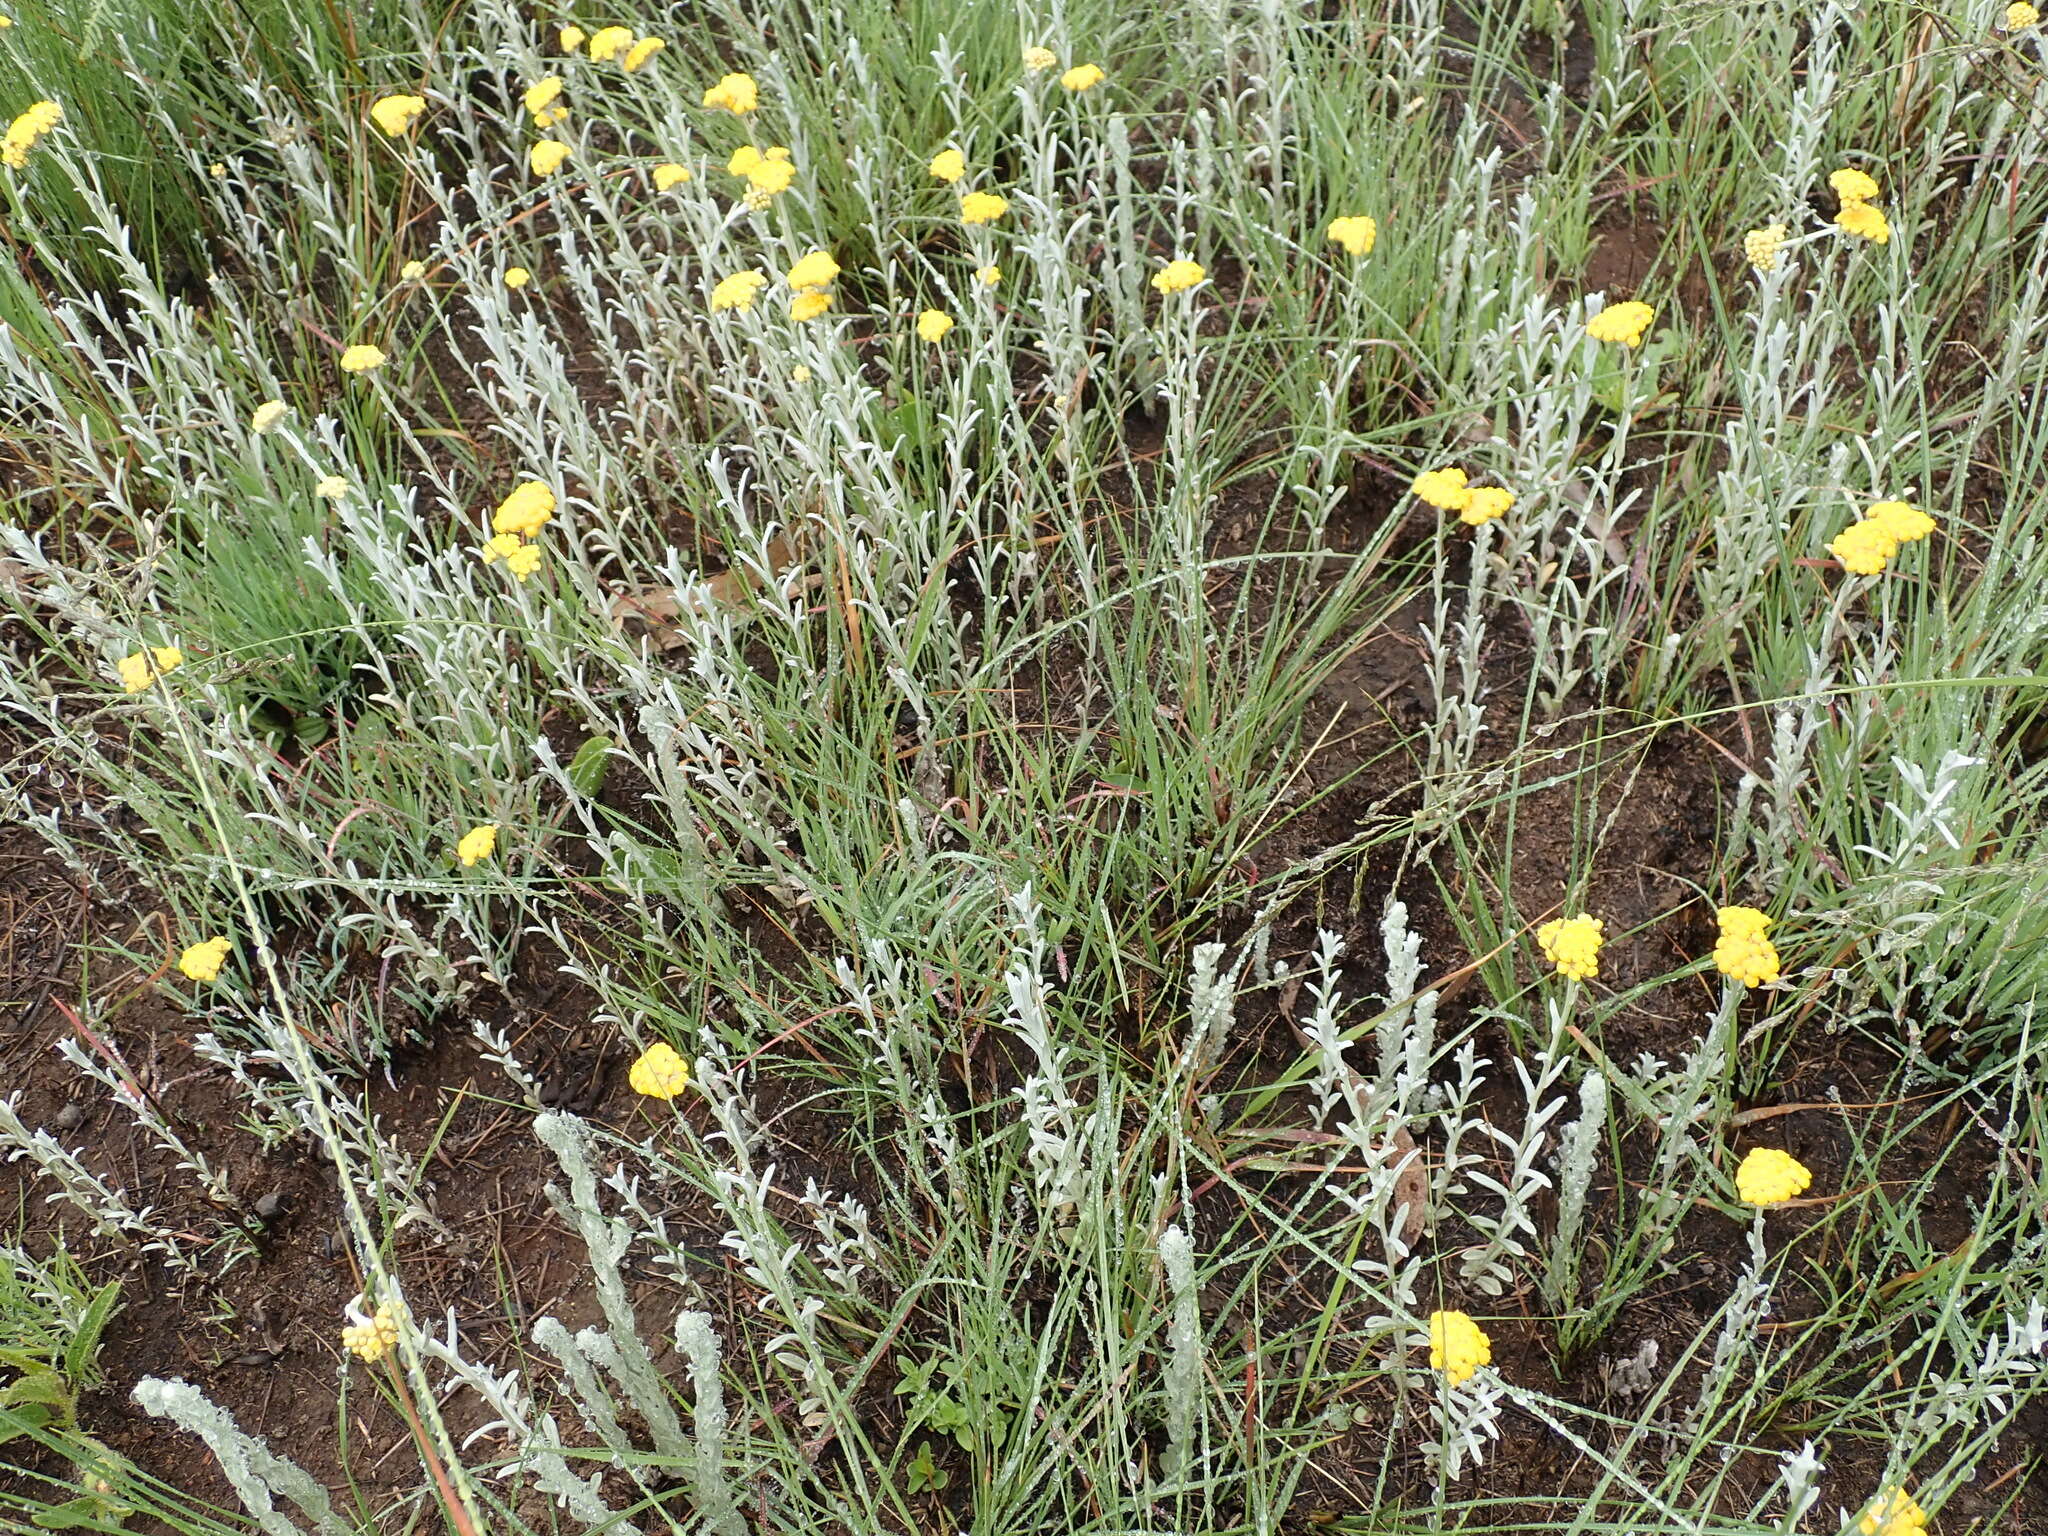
253,1190,287,1222
53,1103,83,1132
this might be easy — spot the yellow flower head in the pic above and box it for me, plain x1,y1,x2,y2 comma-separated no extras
623,36,664,71
503,266,531,289
2007,2,2041,28
744,155,795,199
493,480,557,537
960,190,1009,225
929,147,966,183
1829,167,1881,205
209,162,227,178
504,542,543,582
1152,259,1206,294
917,308,954,343
790,365,812,384
399,259,426,281
177,936,233,982
559,25,587,52
1460,485,1514,527
456,824,499,867
1427,1310,1491,1388
1587,300,1655,347
1716,905,1772,940
250,400,288,435
1835,200,1890,244
653,161,691,190
523,78,563,115
1714,907,1781,987
1857,1487,1927,1536
1742,224,1786,273
790,290,833,322
973,264,1001,288
628,1040,691,1099
711,269,768,312
586,25,633,61
1410,466,1470,511
342,1298,404,1364
368,94,426,137
701,70,758,114
1536,913,1604,981
315,475,350,500
1023,45,1059,72
117,646,184,693
1061,63,1106,92
339,343,386,374
529,139,571,176
1326,214,1378,256
1828,518,1897,576
1735,1146,1812,1207
1863,500,1935,544
2,100,63,169
785,248,840,291
480,532,525,565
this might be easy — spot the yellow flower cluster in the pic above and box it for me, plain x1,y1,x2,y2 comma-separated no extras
368,93,425,138
1537,913,1604,981
2008,2,2040,29
3,100,62,169
1831,166,1890,245
628,1041,691,1099
1151,259,1206,294
523,77,568,130
483,481,554,582
530,138,571,176
1734,1146,1812,1207
342,1298,404,1364
1587,299,1655,348
917,309,954,343
711,269,768,312
701,70,758,114
1326,215,1377,256
117,646,184,693
1713,905,1781,987
456,824,499,866
177,936,233,982
960,190,1009,226
1410,466,1513,526
1858,1487,1926,1536
586,25,634,61
1742,223,1786,273
785,248,839,321
339,343,386,374
250,400,288,435
727,142,794,206
503,266,531,289
1827,498,1936,576
1427,1310,1491,1387
929,147,965,184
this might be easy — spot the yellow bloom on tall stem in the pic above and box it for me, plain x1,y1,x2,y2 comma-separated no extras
1151,259,1205,294
1829,167,1881,205
1828,519,1897,575
177,936,233,982
1460,486,1513,526
711,270,768,312
785,249,840,291
559,25,587,52
339,344,386,374
503,267,531,289
973,264,1001,288
117,646,184,692
342,1298,404,1363
629,1041,691,1099
1060,63,1106,92
1023,45,1058,72
1862,500,1934,543
456,825,499,867
1835,200,1890,244
917,309,954,343
701,71,758,114
586,25,633,61
1713,905,1780,987
1587,300,1654,347
492,481,556,537
1326,215,1377,256
928,147,966,183
529,139,570,176
1857,1486,1926,1536
1742,224,1786,273
523,78,563,115
1734,1147,1812,1207
622,37,664,71
1410,466,1470,511
368,94,426,137
1536,913,1604,980
959,190,1008,225
2,100,62,169
790,290,832,322
1427,1310,1491,1387
2007,2,2041,28
653,162,691,191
